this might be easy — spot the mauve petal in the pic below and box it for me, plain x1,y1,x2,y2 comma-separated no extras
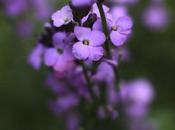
61,6,73,23
54,56,66,72
110,31,127,46
52,32,66,49
92,19,103,31
92,3,109,18
72,42,90,60
88,46,104,61
74,26,91,41
110,6,128,21
51,11,64,27
44,48,59,66
89,30,106,46
116,16,133,31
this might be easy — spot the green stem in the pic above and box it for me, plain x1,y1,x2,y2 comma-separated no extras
97,2,111,58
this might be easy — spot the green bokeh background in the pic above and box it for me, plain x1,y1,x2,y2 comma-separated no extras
0,0,175,130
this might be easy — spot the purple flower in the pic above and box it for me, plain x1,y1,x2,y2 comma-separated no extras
51,5,73,27
120,78,154,118
44,32,75,72
92,6,133,47
28,44,44,70
44,48,74,72
108,15,133,46
72,26,105,61
142,2,169,30
32,0,51,20
3,0,28,17
71,0,94,7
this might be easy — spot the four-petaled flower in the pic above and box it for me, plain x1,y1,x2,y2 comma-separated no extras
72,26,106,61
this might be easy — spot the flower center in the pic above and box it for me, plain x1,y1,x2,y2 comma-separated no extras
111,26,118,31
64,18,69,23
57,48,64,54
83,40,90,45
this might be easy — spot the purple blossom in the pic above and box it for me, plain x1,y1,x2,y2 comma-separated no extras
142,2,169,30
72,26,106,61
3,0,28,17
51,5,73,27
120,78,154,118
108,15,133,46
44,48,74,72
32,0,51,20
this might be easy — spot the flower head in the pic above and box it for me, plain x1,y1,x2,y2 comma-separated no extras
51,5,73,27
72,26,106,61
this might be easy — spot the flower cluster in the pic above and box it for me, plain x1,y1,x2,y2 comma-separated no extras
1,0,52,37
28,0,155,129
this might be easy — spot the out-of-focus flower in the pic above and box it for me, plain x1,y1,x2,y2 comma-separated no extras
32,0,51,20
72,26,105,61
120,78,154,118
142,1,169,31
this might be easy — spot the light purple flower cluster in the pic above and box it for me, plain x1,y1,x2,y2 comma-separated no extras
28,0,155,129
1,0,52,37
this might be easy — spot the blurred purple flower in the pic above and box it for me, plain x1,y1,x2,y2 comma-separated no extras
142,2,169,30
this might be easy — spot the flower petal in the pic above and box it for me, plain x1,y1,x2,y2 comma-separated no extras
116,16,133,31
44,48,59,66
88,46,104,61
89,30,106,46
74,26,91,41
110,31,127,46
72,42,90,60
52,32,67,49
51,10,65,27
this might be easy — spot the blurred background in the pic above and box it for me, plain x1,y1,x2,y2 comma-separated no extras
0,0,175,130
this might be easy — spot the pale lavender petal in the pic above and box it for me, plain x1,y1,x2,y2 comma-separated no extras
116,16,133,31
52,32,66,49
88,46,103,61
110,6,128,21
74,26,91,41
72,42,90,60
92,19,103,31
44,48,59,66
110,31,127,46
51,10,65,27
89,30,106,46
51,5,73,27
